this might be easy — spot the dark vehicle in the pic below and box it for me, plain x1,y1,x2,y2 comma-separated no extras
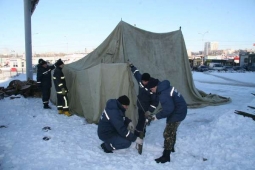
247,53,255,71
233,66,246,72
197,65,209,72
223,66,234,72
247,65,255,71
192,65,198,71
209,63,224,71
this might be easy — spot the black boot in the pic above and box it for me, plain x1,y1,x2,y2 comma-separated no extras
155,149,171,163
172,138,176,152
171,147,175,152
101,143,113,153
43,104,51,109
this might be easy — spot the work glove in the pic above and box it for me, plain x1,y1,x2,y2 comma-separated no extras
151,115,157,121
128,122,135,131
148,115,157,121
144,111,152,118
61,88,67,95
145,111,154,125
135,137,143,145
127,61,134,68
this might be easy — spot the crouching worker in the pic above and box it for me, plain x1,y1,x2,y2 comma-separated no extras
147,79,187,163
97,95,143,153
53,59,72,117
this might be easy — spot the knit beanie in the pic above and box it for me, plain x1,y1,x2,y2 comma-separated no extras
147,78,159,88
141,73,150,81
55,59,64,66
38,59,47,65
117,95,130,105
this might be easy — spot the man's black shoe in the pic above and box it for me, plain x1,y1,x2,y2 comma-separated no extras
155,149,171,163
43,105,51,109
155,156,170,163
101,143,113,153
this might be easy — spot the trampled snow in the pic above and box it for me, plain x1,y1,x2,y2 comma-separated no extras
0,71,255,170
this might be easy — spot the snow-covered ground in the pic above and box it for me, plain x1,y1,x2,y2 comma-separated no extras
0,71,255,170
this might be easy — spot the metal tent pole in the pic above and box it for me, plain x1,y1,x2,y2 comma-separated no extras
23,0,33,80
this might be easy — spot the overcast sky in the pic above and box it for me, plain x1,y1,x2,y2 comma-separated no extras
0,0,254,54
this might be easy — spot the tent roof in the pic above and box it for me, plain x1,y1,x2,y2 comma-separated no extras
51,21,230,123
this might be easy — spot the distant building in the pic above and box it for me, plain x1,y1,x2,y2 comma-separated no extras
204,42,219,55
247,53,255,71
239,52,249,67
0,57,26,72
0,54,87,73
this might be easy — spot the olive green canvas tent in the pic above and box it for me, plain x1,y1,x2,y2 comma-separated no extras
50,21,230,124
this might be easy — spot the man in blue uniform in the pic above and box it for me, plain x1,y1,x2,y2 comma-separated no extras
98,95,143,153
129,63,159,136
37,59,55,109
147,79,187,163
53,59,71,117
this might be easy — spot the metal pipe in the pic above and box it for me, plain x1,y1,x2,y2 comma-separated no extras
23,0,33,80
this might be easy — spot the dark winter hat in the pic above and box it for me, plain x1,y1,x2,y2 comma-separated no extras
141,73,150,81
147,78,159,89
38,59,47,65
55,59,64,66
117,95,130,106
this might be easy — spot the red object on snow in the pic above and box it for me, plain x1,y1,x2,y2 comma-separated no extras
234,56,239,63
10,68,17,72
234,56,239,60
